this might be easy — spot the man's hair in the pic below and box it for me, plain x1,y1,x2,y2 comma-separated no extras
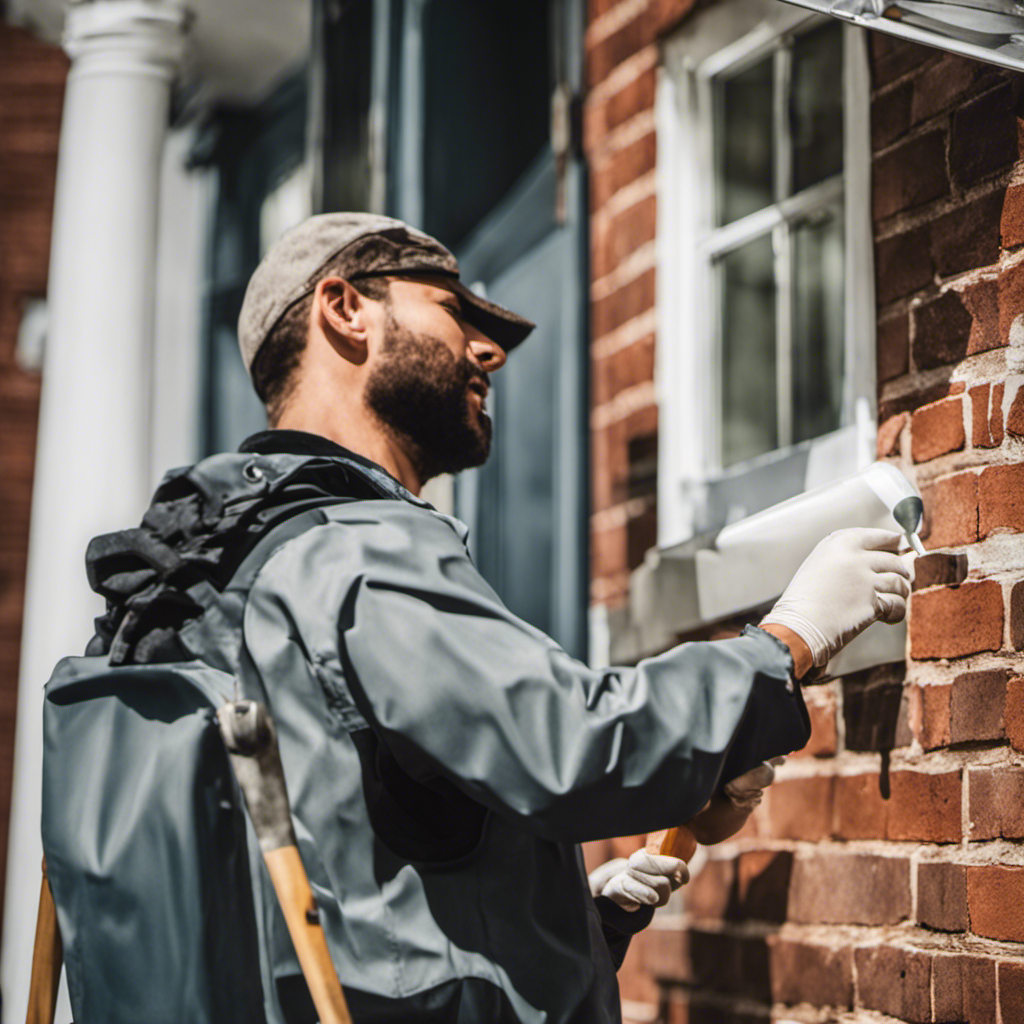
250,267,391,425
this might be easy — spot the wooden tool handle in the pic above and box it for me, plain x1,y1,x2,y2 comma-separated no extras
26,858,62,1024
645,824,698,862
264,846,353,1024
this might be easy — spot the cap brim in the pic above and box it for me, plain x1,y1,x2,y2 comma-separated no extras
450,281,535,353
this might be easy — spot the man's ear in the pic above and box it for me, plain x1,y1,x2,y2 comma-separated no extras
314,277,371,365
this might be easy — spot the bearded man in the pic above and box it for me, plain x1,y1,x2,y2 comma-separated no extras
84,214,910,1023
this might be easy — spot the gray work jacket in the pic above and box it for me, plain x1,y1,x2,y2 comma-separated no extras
83,430,809,1023
233,431,809,1023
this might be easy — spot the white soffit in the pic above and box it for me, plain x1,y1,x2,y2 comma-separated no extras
778,0,1024,73
9,0,309,103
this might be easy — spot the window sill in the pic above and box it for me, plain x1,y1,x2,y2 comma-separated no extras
605,474,907,675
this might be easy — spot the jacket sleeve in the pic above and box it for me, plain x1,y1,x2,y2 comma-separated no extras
282,502,810,842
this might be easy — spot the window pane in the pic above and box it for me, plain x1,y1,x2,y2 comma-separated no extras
721,235,777,466
790,22,844,194
792,207,845,445
716,55,774,225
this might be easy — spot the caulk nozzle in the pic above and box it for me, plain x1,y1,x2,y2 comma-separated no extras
892,495,926,556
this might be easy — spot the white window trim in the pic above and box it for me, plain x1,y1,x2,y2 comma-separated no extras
656,2,876,551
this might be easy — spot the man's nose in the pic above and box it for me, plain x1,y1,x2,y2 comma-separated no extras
468,334,507,373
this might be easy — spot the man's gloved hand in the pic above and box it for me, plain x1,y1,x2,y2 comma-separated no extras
588,850,690,912
760,528,912,670
686,757,784,845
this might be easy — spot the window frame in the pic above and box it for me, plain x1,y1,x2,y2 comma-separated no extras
656,1,876,550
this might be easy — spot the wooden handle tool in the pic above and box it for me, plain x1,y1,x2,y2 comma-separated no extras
25,858,62,1024
218,700,353,1024
645,824,698,862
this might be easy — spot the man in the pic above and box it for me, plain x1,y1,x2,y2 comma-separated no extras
87,213,911,1023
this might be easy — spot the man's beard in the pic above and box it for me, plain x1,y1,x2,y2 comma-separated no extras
364,311,492,484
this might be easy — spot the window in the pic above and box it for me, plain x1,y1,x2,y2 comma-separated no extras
657,1,875,549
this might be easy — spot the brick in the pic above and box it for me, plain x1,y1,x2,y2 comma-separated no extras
593,335,655,406
592,266,655,337
877,315,908,383
998,260,1024,348
909,682,952,750
652,0,702,36
869,32,933,87
734,850,793,922
879,378,965,423
932,953,966,1021
685,856,734,919
888,770,962,842
911,395,965,462
979,463,1024,536
917,860,968,931
970,382,1005,448
929,189,1005,278
871,81,912,151
967,864,1024,941
592,193,656,281
854,944,931,1023
999,961,1024,1024
911,53,1001,125
792,686,837,758
949,81,1020,189
963,276,1002,355
842,665,905,752
643,926,692,983
1002,183,1024,248
1008,382,1024,436
763,775,834,841
626,501,657,570
966,956,998,1024
689,928,770,1001
789,851,910,925
912,289,972,369
875,224,933,305
767,937,853,1008
912,551,968,590
918,472,978,549
1008,674,1024,748
910,581,1003,659
931,953,997,1023
590,131,656,212
950,668,1009,743
586,9,657,87
873,128,949,221
877,412,907,458
968,767,1024,839
833,772,888,839
588,64,656,144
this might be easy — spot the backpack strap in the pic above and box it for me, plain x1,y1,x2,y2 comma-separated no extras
225,499,363,594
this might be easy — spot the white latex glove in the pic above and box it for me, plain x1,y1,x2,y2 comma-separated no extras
760,527,911,669
589,850,690,912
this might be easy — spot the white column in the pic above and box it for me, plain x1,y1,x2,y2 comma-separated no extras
2,3,188,1018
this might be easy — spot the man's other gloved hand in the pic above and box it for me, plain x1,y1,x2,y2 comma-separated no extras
760,528,912,670
588,850,690,912
686,757,784,845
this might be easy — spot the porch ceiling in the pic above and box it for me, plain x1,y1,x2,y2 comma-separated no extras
9,0,309,103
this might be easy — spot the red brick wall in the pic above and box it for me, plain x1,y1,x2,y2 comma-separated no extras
585,4,1024,1021
0,21,66,919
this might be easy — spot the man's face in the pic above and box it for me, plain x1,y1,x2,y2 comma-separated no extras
363,277,507,483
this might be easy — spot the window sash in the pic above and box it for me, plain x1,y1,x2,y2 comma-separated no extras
656,11,875,549
700,20,848,473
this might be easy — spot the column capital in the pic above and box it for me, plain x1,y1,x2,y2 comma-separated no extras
64,0,191,80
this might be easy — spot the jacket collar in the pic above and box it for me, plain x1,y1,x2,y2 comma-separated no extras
239,429,432,509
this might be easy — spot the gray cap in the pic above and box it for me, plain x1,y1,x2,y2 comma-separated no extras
237,212,536,374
